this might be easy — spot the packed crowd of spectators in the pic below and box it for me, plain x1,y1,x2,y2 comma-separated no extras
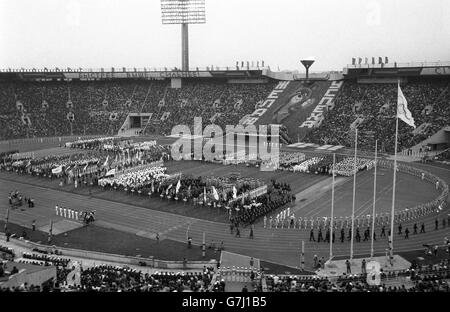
435,148,450,161
265,260,450,292
304,79,450,152
77,265,219,292
0,79,276,140
21,252,71,267
155,81,276,136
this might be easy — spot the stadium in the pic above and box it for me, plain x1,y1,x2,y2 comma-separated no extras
0,0,449,296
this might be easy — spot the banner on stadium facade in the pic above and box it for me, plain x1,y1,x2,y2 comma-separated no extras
63,71,214,81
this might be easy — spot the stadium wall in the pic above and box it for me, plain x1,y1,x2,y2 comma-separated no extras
6,235,217,270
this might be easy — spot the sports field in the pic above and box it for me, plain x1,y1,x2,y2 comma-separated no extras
1,138,449,269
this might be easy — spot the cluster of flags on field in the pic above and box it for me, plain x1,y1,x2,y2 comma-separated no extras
51,148,149,178
161,179,240,203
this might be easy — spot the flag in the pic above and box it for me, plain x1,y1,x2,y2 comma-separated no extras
212,186,219,201
65,164,73,173
52,165,63,174
397,83,416,128
105,168,116,176
48,220,53,243
166,184,173,195
103,155,109,168
232,186,237,199
176,179,181,194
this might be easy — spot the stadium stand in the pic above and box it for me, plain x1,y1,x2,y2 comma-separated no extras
265,260,450,292
0,80,276,140
304,78,450,152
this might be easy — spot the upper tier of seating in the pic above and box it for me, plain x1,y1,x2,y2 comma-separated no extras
303,79,450,152
0,80,276,140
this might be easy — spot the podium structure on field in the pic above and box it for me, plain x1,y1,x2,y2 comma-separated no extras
161,0,206,71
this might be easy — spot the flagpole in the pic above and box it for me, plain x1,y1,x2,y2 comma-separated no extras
350,127,358,260
390,99,400,265
202,232,206,258
371,140,378,259
4,207,10,233
301,240,305,271
48,219,53,244
329,153,336,261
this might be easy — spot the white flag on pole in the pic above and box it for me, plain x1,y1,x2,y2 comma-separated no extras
212,186,219,201
103,155,109,168
175,179,181,194
52,165,63,174
397,83,416,128
166,183,173,195
105,168,116,176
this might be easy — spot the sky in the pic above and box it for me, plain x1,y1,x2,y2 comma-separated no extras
0,0,449,72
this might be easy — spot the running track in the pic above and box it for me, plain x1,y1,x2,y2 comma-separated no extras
1,160,449,269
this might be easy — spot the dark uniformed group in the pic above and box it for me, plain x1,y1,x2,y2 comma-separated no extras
308,221,432,243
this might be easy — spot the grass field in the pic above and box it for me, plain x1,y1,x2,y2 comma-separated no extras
1,144,440,224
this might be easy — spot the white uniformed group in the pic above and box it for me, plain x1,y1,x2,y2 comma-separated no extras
98,165,168,189
55,204,80,221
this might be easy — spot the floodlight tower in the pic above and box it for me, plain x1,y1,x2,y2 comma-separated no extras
161,0,206,71
301,58,315,81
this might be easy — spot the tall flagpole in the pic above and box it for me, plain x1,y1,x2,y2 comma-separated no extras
329,153,336,261
4,207,10,233
350,127,358,260
48,219,53,244
371,140,378,259
390,88,400,264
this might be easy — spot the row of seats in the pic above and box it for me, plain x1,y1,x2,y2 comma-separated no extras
304,79,450,152
0,80,276,140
